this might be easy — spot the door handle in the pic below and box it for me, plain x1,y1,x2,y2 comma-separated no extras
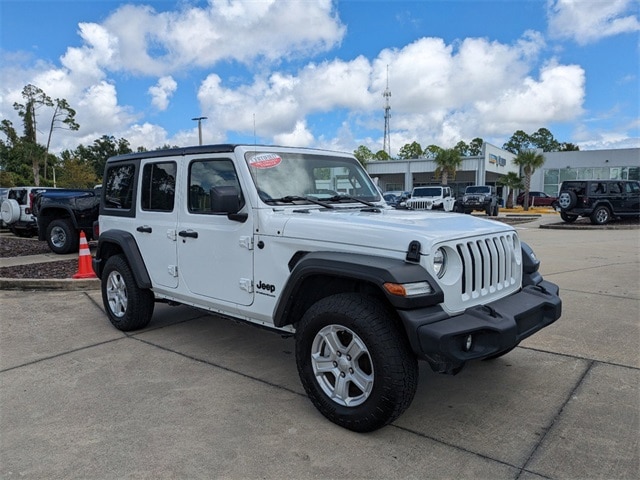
136,226,152,233
178,230,198,239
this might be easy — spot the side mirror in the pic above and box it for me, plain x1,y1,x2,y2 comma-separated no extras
210,186,240,214
210,186,247,222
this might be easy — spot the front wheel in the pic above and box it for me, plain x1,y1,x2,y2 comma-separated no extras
46,218,79,254
295,293,418,432
101,254,154,331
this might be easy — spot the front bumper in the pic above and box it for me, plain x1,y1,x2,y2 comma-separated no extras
397,280,561,372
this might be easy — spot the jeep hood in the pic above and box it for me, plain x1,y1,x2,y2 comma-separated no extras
276,207,515,254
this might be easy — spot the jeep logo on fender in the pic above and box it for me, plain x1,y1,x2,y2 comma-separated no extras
256,281,276,295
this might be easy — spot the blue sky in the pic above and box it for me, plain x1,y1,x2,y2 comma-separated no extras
1,0,638,156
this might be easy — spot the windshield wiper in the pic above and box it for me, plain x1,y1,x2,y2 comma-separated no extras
264,195,335,209
326,194,375,207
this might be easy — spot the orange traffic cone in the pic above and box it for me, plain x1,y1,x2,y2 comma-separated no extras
73,231,97,279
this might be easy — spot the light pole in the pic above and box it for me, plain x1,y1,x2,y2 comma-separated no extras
192,116,207,145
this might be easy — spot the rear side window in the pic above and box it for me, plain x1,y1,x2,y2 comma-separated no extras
561,181,586,195
104,164,136,211
609,183,622,194
141,162,176,212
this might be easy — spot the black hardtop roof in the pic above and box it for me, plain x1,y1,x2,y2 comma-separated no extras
106,143,349,164
107,144,238,163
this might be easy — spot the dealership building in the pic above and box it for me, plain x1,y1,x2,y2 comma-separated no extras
366,144,640,201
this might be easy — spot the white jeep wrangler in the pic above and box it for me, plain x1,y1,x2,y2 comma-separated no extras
404,185,456,211
93,145,561,432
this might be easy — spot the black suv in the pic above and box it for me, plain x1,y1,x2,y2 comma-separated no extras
459,185,499,216
556,180,640,225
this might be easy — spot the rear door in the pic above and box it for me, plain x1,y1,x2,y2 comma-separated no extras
134,159,179,288
606,182,625,213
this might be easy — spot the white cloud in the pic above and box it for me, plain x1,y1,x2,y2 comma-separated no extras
194,31,581,151
97,0,346,76
273,120,315,147
148,76,177,111
547,0,640,45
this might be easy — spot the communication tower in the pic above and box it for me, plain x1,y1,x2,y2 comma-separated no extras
382,65,391,157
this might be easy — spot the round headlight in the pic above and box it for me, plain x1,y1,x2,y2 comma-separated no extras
433,247,447,278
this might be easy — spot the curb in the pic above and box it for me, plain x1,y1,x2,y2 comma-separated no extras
540,222,640,230
0,277,100,291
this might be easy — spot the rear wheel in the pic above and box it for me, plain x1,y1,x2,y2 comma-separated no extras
560,211,578,223
101,254,154,331
46,218,79,254
295,293,418,432
590,205,611,225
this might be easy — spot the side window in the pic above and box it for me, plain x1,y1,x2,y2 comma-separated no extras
609,183,622,194
104,164,136,210
188,159,244,214
626,182,640,194
590,182,606,194
141,162,176,212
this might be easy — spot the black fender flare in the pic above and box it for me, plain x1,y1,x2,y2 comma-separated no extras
273,251,444,328
36,205,78,241
93,229,152,289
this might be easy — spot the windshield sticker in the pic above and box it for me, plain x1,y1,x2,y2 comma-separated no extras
249,153,282,169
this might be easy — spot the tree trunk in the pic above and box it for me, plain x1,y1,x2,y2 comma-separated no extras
523,172,531,211
31,154,40,186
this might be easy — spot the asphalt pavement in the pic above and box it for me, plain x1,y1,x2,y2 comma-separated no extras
1,216,639,479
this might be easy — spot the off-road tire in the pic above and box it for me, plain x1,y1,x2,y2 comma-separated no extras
590,205,611,225
1,199,20,224
101,254,154,331
558,191,577,210
46,218,79,254
295,293,418,432
560,211,578,223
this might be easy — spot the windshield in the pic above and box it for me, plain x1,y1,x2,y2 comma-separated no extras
413,187,442,197
466,186,491,194
244,151,381,205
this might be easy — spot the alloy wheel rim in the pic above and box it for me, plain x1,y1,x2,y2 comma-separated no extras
310,324,374,407
106,270,127,318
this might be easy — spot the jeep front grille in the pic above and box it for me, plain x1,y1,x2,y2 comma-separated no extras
456,232,519,300
407,200,434,210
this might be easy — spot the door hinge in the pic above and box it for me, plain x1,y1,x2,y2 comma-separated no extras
168,265,178,277
239,278,253,293
167,229,177,241
239,236,254,250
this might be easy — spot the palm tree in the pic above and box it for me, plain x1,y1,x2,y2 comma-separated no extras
513,150,545,211
497,172,523,209
434,148,462,185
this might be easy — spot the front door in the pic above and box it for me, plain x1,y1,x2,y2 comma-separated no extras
177,156,254,306
622,181,640,214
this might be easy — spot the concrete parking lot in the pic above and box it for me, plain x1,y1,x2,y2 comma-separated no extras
1,219,638,479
